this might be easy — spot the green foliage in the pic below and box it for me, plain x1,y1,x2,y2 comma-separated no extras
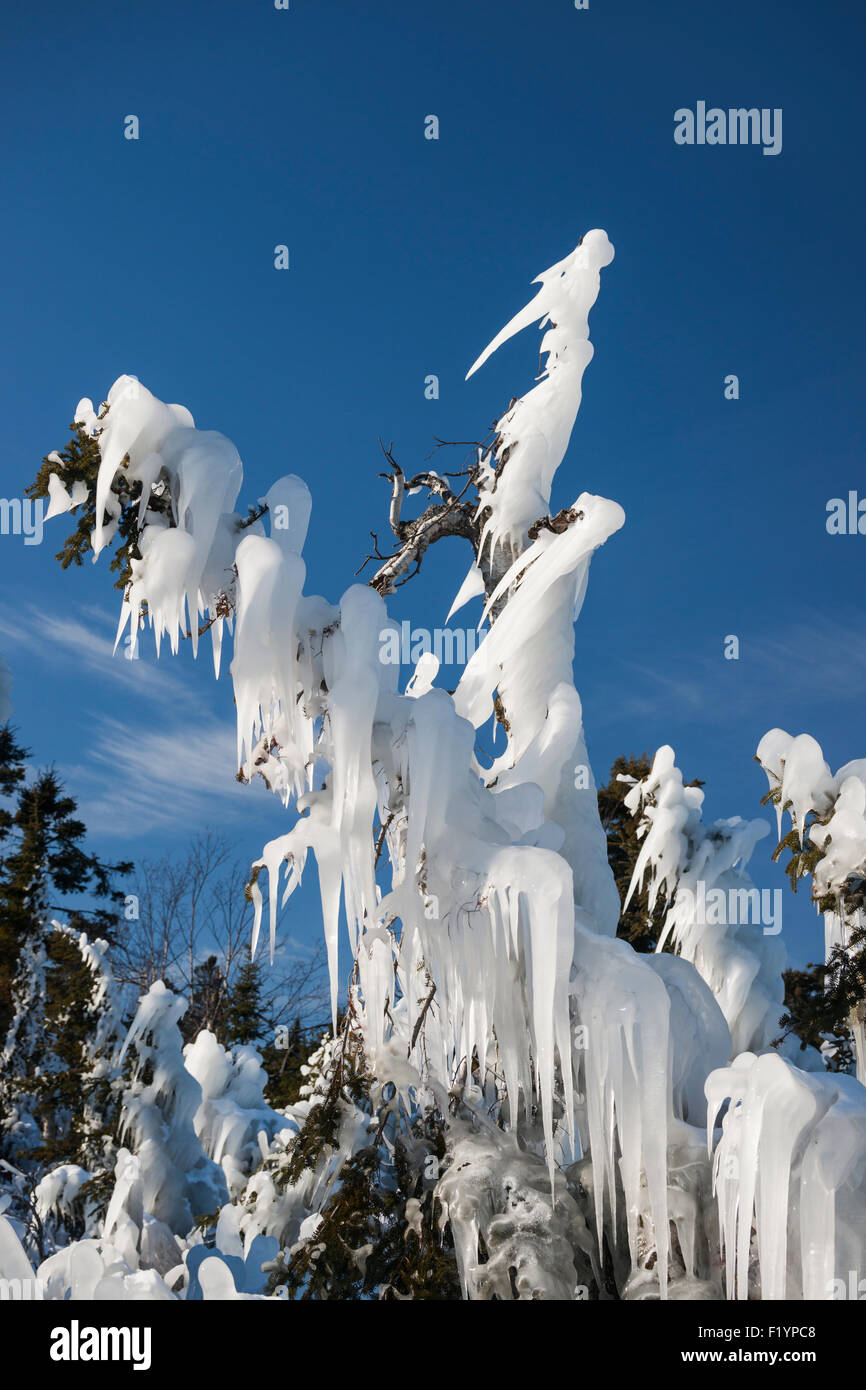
261,1015,338,1109
181,955,228,1044
268,1021,459,1300
0,725,30,1030
776,964,856,1071
279,1136,459,1301
775,930,866,1071
224,950,268,1048
190,1205,224,1238
26,416,267,607
0,724,29,814
278,1026,368,1191
26,423,156,591
3,924,126,1171
767,817,823,895
0,732,131,1168
0,735,131,1042
220,949,330,1106
27,931,108,1165
761,778,866,1063
73,1169,118,1234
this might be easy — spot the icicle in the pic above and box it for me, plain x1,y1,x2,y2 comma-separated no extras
706,1051,866,1300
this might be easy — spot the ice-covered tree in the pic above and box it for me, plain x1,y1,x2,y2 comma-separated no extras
597,752,705,952
21,232,866,1302
757,730,866,1081
105,981,229,1256
0,747,131,1168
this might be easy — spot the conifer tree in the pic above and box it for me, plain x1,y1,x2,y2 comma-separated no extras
776,962,857,1070
262,1017,313,1109
760,765,866,1071
224,950,267,1048
0,740,131,1165
27,422,159,592
223,952,332,1107
182,955,228,1043
27,418,266,598
0,724,29,1034
262,1014,460,1300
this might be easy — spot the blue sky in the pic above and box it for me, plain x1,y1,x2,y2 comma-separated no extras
0,0,864,971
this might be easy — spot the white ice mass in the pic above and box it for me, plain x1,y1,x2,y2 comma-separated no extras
3,233,866,1301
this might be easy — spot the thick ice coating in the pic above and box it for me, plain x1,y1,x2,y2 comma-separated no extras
22,234,866,1303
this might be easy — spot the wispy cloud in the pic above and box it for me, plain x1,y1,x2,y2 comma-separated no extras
747,612,866,700
0,603,194,704
595,607,866,728
0,649,12,722
613,662,709,719
65,715,269,837
0,601,264,837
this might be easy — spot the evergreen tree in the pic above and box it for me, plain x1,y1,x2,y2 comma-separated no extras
261,1017,308,1109
224,952,333,1107
0,760,131,1015
27,422,156,592
29,928,127,1172
182,955,228,1043
776,962,857,1071
263,1017,460,1301
27,418,266,598
224,950,267,1047
0,724,29,1033
761,774,866,1070
0,739,131,1164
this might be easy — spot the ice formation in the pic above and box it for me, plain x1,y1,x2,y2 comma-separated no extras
756,729,866,1082
108,983,229,1247
80,375,246,662
437,1124,595,1300
14,234,866,1301
623,746,786,1055
183,1028,286,1197
466,229,615,564
707,1052,866,1299
1,925,127,1166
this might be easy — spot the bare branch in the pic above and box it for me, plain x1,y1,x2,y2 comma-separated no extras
367,497,476,595
527,506,583,540
374,813,395,866
409,981,437,1055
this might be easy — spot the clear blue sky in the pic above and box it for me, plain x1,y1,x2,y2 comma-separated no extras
1,0,863,970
